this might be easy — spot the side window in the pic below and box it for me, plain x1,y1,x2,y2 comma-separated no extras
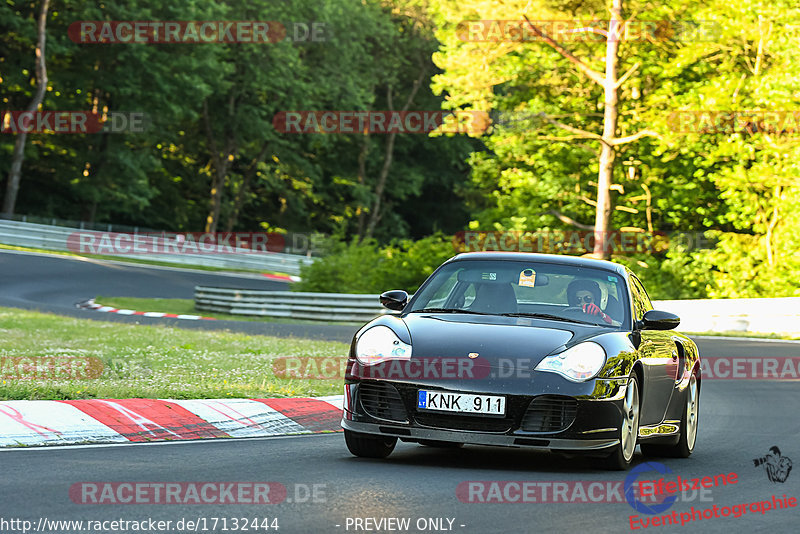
425,270,460,307
629,275,653,321
425,272,477,309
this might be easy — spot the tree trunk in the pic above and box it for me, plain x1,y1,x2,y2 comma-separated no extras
593,0,622,259
202,97,236,233
364,111,398,238
207,173,226,233
364,69,425,239
524,4,659,253
765,185,781,266
224,141,270,232
2,0,50,217
356,133,370,241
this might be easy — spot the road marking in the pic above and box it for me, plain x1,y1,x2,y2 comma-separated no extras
0,432,340,452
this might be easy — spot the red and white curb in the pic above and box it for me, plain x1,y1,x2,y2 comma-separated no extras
262,273,300,283
77,299,216,321
0,395,343,447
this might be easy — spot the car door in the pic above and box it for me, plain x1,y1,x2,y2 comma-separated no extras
630,274,676,425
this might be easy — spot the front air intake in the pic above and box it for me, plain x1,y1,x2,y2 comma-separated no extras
358,382,408,423
520,396,577,432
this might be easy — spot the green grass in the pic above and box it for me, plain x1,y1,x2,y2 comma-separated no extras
0,243,293,277
0,307,348,400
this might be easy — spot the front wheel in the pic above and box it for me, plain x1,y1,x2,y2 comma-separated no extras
344,429,397,458
641,369,699,458
598,374,640,470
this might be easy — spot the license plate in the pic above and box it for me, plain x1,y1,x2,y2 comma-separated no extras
417,390,505,415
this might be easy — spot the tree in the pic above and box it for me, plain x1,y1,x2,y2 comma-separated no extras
2,0,49,216
434,0,666,258
196,0,397,233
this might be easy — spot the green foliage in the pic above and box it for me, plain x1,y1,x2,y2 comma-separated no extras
430,0,800,300
613,251,715,301
0,0,473,240
294,234,455,293
3,0,799,300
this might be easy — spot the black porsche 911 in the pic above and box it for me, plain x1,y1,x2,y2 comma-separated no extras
341,252,701,470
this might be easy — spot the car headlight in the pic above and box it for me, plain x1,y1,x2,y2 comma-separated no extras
355,325,412,365
534,342,606,382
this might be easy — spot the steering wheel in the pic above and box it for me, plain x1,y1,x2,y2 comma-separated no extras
562,305,595,318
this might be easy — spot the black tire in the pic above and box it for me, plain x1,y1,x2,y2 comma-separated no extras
344,429,397,458
641,369,699,458
598,374,641,470
418,440,464,448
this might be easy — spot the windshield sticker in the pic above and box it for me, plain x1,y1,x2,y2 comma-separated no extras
481,272,497,281
519,269,536,287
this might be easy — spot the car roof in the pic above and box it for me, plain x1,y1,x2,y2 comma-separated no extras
449,252,627,276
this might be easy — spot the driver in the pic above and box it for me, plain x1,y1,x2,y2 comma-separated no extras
567,279,613,325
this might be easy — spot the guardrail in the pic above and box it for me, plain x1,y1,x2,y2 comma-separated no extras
653,298,800,336
0,219,312,275
194,287,389,323
193,286,800,335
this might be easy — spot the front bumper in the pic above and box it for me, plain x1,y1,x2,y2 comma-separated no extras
341,378,629,451
341,419,619,450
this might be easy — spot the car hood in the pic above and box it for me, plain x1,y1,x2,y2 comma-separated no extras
350,313,617,395
402,312,598,366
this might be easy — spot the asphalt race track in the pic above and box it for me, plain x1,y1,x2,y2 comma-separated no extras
1,377,798,533
0,250,354,341
1,250,799,533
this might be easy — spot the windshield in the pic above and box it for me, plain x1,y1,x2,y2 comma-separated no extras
407,259,630,328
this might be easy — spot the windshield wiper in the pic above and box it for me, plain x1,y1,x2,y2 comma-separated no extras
411,307,494,315
500,312,597,325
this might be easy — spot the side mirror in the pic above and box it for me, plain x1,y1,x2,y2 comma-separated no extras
380,290,408,311
640,309,680,330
